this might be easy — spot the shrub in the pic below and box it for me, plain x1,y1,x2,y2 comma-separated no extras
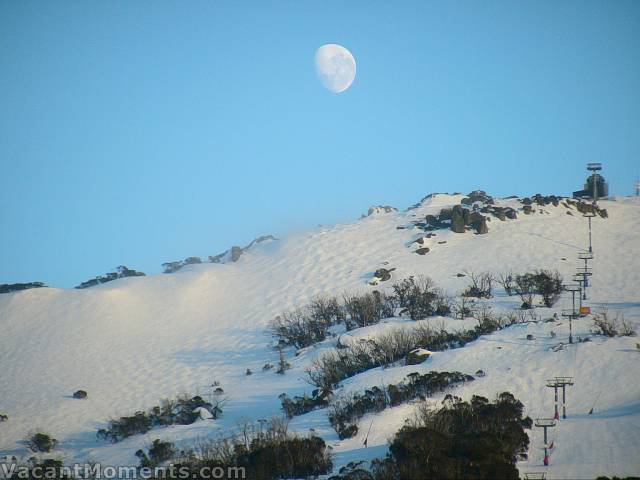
462,271,494,298
280,390,331,418
0,282,46,294
343,291,394,329
97,395,222,442
136,439,176,468
497,271,514,296
532,269,563,307
270,307,330,349
513,273,536,309
328,371,474,439
593,308,636,337
174,418,332,480
28,433,58,453
392,276,448,320
373,393,531,480
0,414,7,422
306,319,507,390
75,266,145,289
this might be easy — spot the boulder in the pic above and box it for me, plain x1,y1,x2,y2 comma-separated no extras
473,217,489,234
415,247,430,255
451,206,466,233
373,268,395,282
406,348,432,365
523,205,533,215
72,390,88,399
504,208,518,219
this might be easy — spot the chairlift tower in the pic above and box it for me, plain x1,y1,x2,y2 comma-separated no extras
524,473,547,480
578,251,594,288
563,284,581,343
546,376,574,420
572,274,585,312
575,267,593,300
535,418,557,466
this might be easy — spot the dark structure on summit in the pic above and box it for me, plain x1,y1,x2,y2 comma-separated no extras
573,168,608,200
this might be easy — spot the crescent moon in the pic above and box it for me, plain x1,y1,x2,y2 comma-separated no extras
315,44,356,94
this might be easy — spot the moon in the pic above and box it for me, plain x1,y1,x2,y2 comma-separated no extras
315,44,356,93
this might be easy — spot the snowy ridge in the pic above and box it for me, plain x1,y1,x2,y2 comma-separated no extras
0,193,639,478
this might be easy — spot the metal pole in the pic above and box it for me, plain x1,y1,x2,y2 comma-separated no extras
583,274,587,300
554,386,559,420
588,216,593,253
562,385,567,419
584,258,589,287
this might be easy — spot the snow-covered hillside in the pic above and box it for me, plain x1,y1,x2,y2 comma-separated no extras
1,193,639,479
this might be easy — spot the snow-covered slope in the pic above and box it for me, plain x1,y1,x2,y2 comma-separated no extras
1,193,639,478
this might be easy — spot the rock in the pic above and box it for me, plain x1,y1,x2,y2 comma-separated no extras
523,205,533,215
193,407,213,420
415,247,430,255
522,197,532,206
72,390,88,399
456,273,466,277
373,268,395,282
451,205,466,233
526,334,535,341
475,369,486,377
406,348,432,365
566,211,573,216
367,205,398,216
396,226,405,229
230,246,243,262
0,414,8,422
493,208,507,221
438,241,447,244
504,208,517,219
473,217,489,234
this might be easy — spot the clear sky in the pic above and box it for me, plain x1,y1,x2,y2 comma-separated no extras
1,1,639,288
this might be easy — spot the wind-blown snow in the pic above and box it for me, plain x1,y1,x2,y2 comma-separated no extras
0,194,639,478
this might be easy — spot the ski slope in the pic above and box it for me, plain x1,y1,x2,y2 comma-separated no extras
1,193,639,479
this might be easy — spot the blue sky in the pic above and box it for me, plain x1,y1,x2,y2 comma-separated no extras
1,1,639,288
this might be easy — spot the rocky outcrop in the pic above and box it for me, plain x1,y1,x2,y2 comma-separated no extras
367,205,398,216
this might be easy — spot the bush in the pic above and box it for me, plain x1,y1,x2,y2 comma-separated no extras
174,418,332,480
462,271,494,299
343,291,394,330
532,269,563,307
75,266,145,289
0,414,7,422
270,307,331,349
392,276,449,320
28,433,58,453
136,439,176,468
513,273,536,309
329,371,474,439
593,308,636,337
306,318,509,390
280,390,330,418
373,393,531,480
97,395,222,442
0,282,46,294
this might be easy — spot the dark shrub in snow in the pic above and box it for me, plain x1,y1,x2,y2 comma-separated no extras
0,282,46,294
75,266,145,289
368,393,531,480
28,433,58,452
136,439,176,468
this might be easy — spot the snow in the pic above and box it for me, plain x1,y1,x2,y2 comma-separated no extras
0,194,639,478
